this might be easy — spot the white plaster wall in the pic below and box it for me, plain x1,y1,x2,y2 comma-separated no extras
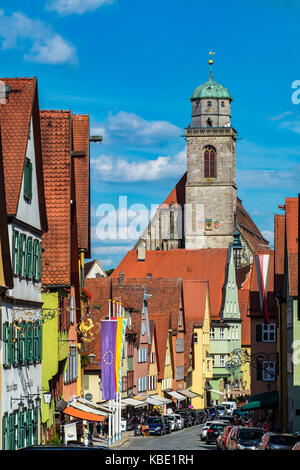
15,116,41,231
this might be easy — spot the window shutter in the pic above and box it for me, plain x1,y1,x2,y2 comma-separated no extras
256,324,262,342
18,234,23,276
26,237,32,279
36,241,42,281
21,234,27,277
32,239,38,279
12,231,19,275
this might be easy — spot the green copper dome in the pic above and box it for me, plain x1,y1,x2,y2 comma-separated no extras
191,72,232,100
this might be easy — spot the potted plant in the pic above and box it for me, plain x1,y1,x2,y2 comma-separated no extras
81,288,92,304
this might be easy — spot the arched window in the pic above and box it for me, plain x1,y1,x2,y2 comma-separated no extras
204,146,216,178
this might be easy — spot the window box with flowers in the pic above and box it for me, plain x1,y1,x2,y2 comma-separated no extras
81,288,92,304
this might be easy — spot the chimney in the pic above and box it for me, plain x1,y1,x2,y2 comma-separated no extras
0,82,11,105
119,272,124,285
137,243,146,262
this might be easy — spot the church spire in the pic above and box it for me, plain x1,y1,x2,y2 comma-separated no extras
208,51,215,79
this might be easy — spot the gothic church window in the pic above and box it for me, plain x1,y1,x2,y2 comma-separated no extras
204,146,216,178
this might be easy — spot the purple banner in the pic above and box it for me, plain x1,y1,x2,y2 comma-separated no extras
101,320,118,400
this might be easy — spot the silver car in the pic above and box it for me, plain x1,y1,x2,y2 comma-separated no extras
174,413,184,430
163,415,179,432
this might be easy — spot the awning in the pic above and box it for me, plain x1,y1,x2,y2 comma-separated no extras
210,389,225,396
122,398,147,408
63,406,106,422
76,398,114,414
178,389,199,399
166,391,186,401
146,397,165,406
241,391,279,411
150,394,172,404
62,400,111,422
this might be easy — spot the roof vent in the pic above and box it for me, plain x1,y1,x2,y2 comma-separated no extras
147,273,152,279
119,272,124,285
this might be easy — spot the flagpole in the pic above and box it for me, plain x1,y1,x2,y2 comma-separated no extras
108,299,112,446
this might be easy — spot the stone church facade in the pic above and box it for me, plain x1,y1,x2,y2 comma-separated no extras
135,67,270,265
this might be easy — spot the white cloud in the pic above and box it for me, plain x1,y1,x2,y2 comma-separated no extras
91,111,182,147
261,230,274,246
92,245,132,255
0,10,77,65
237,166,300,190
91,147,186,182
46,0,115,15
269,111,293,122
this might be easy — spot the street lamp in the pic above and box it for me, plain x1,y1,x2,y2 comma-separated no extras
88,353,96,364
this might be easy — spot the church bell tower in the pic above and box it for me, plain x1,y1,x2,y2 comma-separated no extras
185,53,237,249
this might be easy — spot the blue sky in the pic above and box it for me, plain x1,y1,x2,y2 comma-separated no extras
1,0,300,269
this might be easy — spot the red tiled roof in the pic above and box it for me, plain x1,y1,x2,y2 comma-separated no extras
0,78,47,230
0,147,13,289
182,280,207,326
72,114,90,256
285,198,298,296
40,110,72,286
160,172,187,208
112,249,228,320
148,312,170,380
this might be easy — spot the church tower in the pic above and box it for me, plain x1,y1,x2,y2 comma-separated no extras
185,53,237,249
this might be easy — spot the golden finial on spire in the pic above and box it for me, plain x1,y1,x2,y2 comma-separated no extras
208,51,215,78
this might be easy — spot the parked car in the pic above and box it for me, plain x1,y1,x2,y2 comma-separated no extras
216,425,233,450
200,420,226,441
190,409,199,425
227,426,265,450
200,420,215,441
174,413,185,430
220,401,237,415
257,432,298,450
205,407,217,420
163,415,179,432
197,410,207,424
146,417,168,436
178,410,193,427
219,415,236,425
206,422,228,445
163,416,172,434
292,441,300,450
216,405,228,417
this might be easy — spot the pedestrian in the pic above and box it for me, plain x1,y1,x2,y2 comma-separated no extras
102,419,108,437
132,415,140,436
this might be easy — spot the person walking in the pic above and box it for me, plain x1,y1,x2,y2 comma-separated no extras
132,415,140,436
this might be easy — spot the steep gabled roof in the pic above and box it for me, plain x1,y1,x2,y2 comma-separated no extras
72,114,90,256
0,145,13,289
148,312,170,380
112,249,228,320
40,110,72,286
182,280,208,326
0,77,47,230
